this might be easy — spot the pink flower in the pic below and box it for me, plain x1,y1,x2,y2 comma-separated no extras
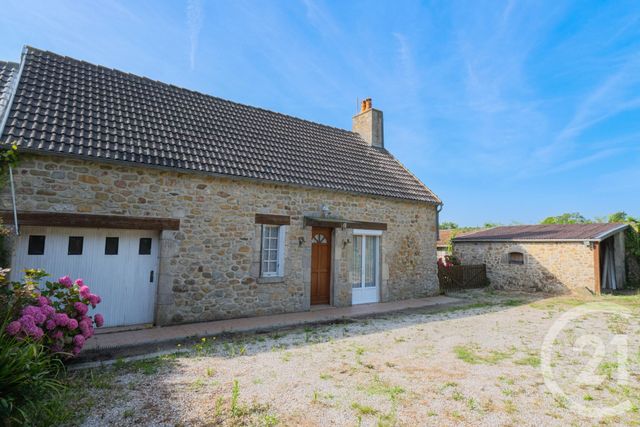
19,314,36,329
79,285,90,299
59,276,73,288
81,325,94,339
72,334,85,347
31,308,47,324
94,313,104,327
30,327,44,340
74,278,85,287
54,313,69,327
88,294,101,308
37,296,50,307
45,319,56,330
79,318,91,333
74,302,88,316
6,321,21,336
72,346,82,355
52,330,64,340
67,319,78,330
50,344,62,353
41,305,55,317
21,305,39,317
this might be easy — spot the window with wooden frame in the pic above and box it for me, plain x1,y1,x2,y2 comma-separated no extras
508,251,525,265
260,225,286,277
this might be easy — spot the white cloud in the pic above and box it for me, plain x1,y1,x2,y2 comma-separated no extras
187,0,204,70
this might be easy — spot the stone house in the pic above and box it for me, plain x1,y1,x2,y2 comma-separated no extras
0,47,441,327
453,224,628,294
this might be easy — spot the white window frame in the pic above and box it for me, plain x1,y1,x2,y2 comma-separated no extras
261,225,286,277
352,229,383,237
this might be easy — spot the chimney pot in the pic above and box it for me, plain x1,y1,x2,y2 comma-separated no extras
352,98,383,148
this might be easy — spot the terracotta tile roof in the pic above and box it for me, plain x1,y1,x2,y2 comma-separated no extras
0,47,440,204
437,229,481,247
453,223,628,242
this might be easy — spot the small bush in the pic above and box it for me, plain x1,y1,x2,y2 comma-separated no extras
0,269,104,425
2,269,104,356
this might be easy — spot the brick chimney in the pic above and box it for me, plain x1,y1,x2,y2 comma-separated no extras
352,98,383,148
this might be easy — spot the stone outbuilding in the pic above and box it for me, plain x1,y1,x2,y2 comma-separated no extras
0,47,442,327
453,224,628,294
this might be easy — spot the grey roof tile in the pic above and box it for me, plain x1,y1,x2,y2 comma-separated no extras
0,47,440,203
0,61,19,123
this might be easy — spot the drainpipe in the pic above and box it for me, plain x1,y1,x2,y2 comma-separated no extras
9,165,18,235
436,203,444,242
0,47,28,236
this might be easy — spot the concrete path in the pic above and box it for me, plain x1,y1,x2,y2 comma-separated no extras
79,295,461,362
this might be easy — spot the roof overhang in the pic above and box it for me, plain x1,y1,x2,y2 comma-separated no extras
303,216,387,230
0,211,180,231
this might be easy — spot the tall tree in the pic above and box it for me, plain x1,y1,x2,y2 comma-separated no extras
608,211,629,223
540,212,590,224
440,221,459,230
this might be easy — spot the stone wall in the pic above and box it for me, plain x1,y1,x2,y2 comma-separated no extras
2,154,439,324
454,241,596,293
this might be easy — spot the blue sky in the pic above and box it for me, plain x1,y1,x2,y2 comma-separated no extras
1,1,639,226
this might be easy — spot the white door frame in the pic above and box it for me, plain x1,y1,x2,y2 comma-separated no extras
352,229,382,305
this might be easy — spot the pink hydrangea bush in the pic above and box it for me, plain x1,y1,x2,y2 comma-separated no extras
3,269,104,357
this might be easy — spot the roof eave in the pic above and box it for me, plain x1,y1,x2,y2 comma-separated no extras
592,223,629,241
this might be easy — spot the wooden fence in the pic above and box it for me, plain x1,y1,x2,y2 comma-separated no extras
438,264,488,291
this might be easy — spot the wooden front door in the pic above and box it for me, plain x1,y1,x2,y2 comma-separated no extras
311,227,332,305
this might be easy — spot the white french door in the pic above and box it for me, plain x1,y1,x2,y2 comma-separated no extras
351,230,381,304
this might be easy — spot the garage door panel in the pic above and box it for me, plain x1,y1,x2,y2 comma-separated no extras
11,226,159,327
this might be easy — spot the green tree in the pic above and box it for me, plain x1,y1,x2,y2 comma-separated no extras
540,212,590,224
483,222,501,228
608,211,629,223
440,221,458,230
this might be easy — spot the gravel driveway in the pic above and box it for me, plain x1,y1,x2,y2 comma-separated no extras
65,289,640,426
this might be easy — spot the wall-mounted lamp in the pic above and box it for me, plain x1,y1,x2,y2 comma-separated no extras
341,222,347,231
343,238,351,248
298,236,306,247
321,204,330,218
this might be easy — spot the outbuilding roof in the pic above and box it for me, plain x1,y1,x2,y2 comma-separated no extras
0,47,440,204
453,223,628,243
437,229,483,247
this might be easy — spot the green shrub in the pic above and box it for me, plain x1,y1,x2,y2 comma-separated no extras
0,323,64,426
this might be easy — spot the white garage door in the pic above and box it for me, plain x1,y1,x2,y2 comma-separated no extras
11,226,159,327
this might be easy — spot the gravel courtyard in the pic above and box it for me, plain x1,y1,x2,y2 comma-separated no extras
64,290,639,427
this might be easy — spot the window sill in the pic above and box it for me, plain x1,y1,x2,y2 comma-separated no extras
257,276,285,284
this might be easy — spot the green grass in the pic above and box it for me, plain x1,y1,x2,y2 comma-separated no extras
502,299,526,307
351,402,378,416
529,293,640,311
597,361,619,380
514,355,541,367
359,375,405,402
454,344,515,365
